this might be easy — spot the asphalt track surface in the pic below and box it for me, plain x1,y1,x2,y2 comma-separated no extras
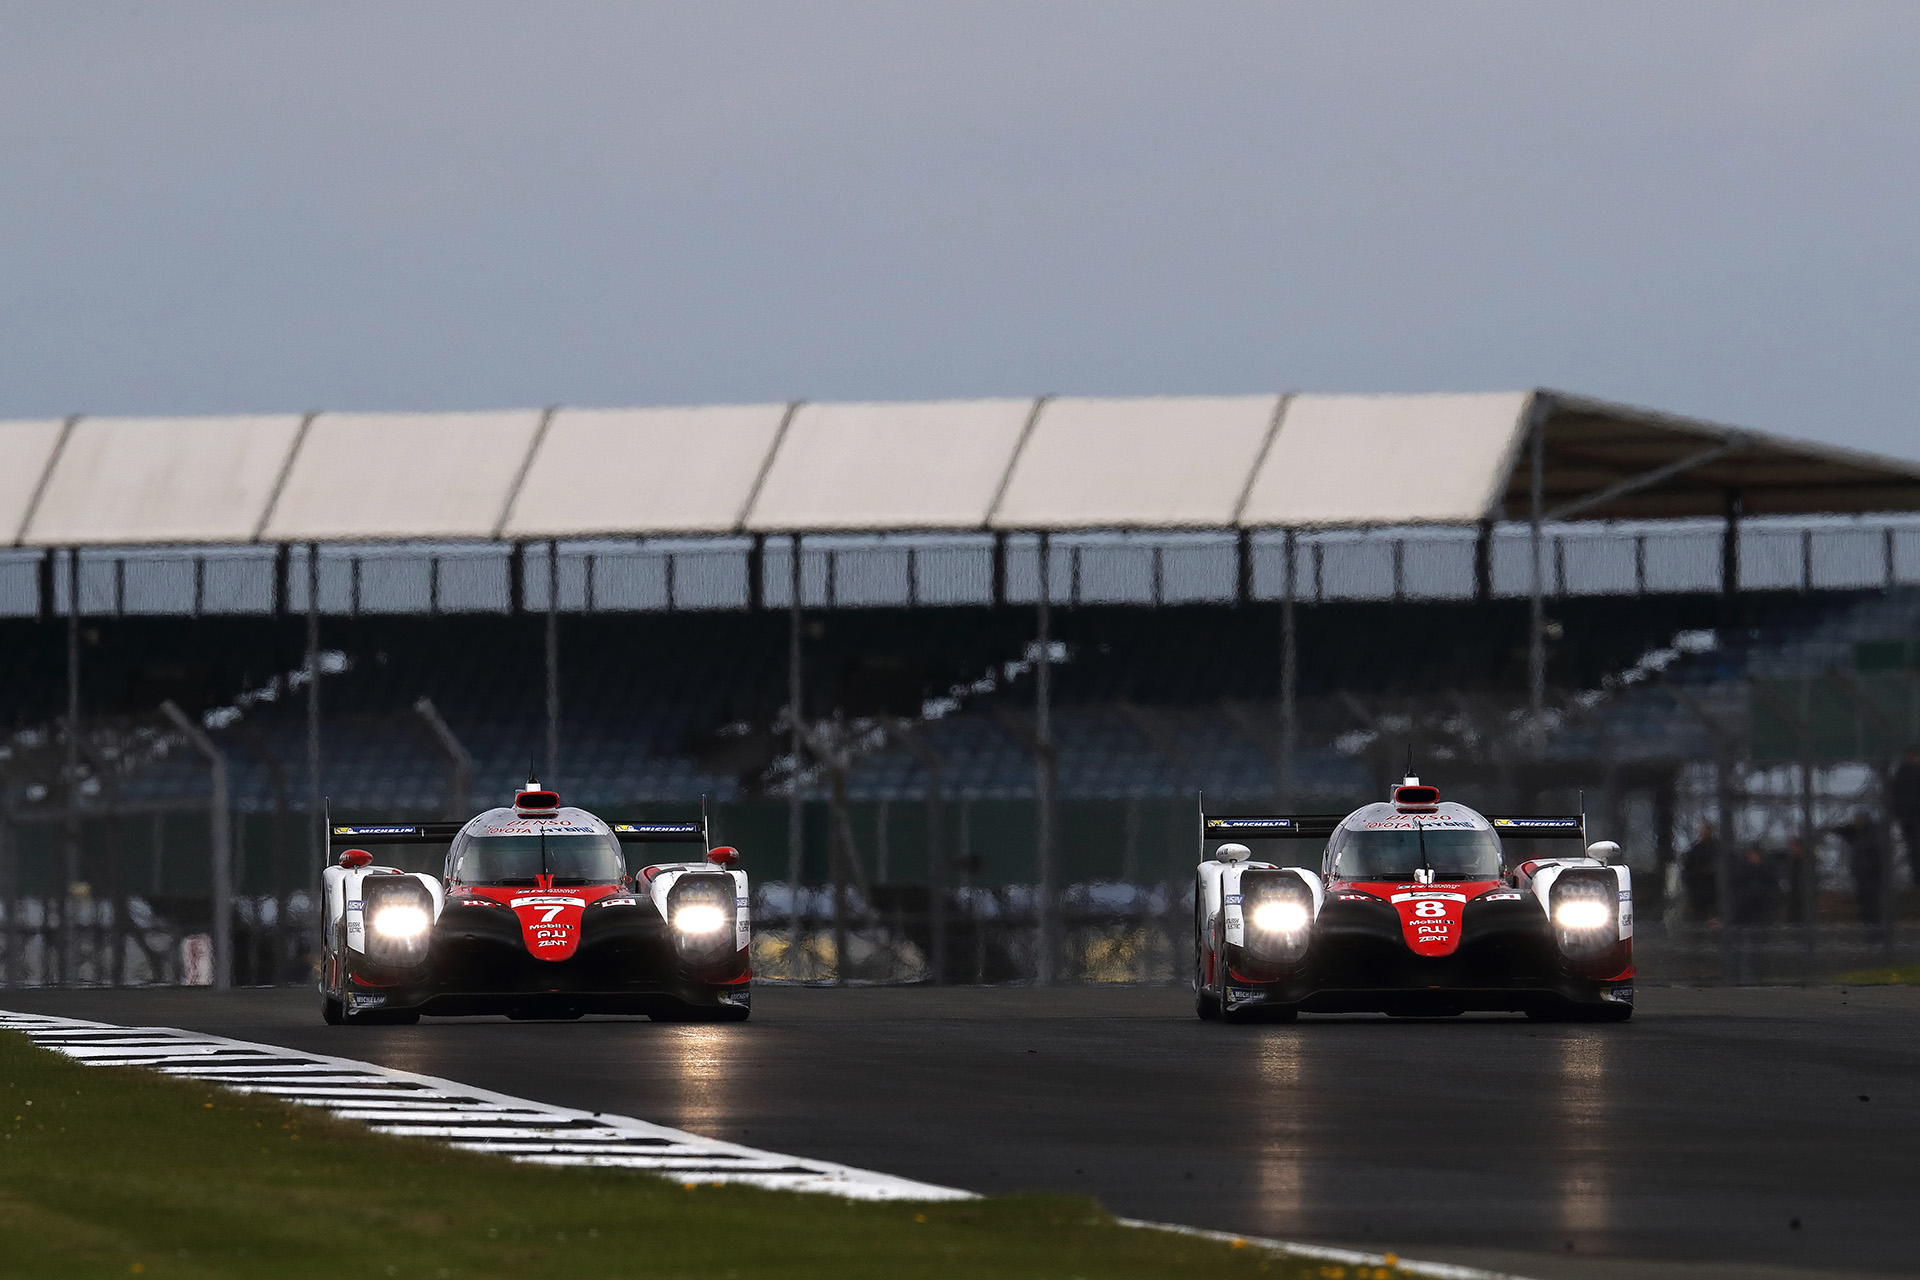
3,985,1913,1280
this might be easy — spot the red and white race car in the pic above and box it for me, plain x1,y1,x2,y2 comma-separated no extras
320,783,751,1024
1194,778,1633,1022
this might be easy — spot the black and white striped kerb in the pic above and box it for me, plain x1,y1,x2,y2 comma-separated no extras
0,1011,967,1202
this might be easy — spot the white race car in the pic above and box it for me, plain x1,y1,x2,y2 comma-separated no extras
320,782,751,1024
1194,778,1633,1022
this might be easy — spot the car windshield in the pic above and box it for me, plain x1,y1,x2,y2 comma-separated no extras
458,832,624,886
1329,824,1502,880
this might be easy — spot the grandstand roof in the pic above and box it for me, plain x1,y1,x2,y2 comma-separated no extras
5,390,1918,545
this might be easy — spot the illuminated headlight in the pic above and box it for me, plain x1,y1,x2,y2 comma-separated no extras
673,904,729,934
1553,900,1611,931
372,905,431,939
1550,874,1618,961
1239,870,1313,965
1251,901,1310,933
361,878,435,966
667,873,737,962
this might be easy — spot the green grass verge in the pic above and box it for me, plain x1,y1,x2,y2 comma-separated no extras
1831,965,1920,985
0,1031,1389,1280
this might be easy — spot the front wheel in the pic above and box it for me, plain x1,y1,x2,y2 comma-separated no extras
1195,987,1221,1020
322,996,344,1025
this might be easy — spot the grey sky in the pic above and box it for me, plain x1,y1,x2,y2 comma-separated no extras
3,2,1918,459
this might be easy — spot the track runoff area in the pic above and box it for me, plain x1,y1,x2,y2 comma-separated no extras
5,986,1917,1280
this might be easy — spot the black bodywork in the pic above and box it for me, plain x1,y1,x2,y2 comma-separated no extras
1220,891,1633,1020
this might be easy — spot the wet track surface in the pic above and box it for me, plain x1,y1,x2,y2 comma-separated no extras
4,984,1914,1280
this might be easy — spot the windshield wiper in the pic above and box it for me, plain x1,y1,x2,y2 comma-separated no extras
1415,818,1432,882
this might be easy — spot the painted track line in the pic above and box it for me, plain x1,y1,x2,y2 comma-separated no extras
2,1009,1537,1277
0,1010,966,1201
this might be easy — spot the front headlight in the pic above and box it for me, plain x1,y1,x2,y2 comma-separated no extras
361,877,435,966
1239,870,1313,965
372,905,431,938
1251,900,1310,933
1553,900,1610,931
667,873,737,962
673,904,728,934
1550,873,1618,960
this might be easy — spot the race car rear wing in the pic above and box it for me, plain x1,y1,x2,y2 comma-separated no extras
328,819,713,848
330,823,464,846
1200,813,1588,841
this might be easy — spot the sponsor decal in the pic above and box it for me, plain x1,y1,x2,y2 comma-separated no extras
345,900,364,911
1225,986,1267,1010
719,989,751,1008
347,993,388,1009
1492,817,1582,830
1224,894,1244,905
1482,892,1523,901
1602,985,1635,1004
336,825,417,836
614,823,702,835
593,896,641,908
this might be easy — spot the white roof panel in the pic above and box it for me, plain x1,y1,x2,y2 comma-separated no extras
505,404,789,538
23,414,305,546
0,419,70,545
748,399,1035,531
992,395,1281,530
1241,393,1531,527
262,410,542,542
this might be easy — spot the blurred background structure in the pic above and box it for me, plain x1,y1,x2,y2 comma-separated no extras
4,388,1920,988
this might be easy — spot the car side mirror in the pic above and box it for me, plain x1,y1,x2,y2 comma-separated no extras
1586,841,1621,863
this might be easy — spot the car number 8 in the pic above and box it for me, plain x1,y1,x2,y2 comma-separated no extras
1414,900,1447,917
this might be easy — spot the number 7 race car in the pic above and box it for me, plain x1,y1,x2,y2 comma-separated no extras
319,782,751,1024
1194,777,1633,1022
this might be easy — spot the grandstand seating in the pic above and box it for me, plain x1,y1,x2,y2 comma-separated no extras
0,584,1902,819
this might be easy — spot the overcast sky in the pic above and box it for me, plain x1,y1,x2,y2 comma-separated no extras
3,2,1918,458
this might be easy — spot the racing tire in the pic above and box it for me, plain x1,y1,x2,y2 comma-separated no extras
1195,987,1221,1021
322,996,344,1026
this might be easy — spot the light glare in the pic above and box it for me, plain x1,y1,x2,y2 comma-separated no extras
673,904,729,934
1554,900,1611,930
371,905,430,938
1251,901,1310,932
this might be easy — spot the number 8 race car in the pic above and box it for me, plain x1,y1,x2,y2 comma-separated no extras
320,782,751,1024
1194,777,1633,1022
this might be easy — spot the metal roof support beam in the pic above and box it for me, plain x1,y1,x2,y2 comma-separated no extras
1473,519,1493,602
545,539,561,783
786,533,806,948
62,548,80,986
161,700,232,992
1528,405,1548,751
1544,436,1749,523
1722,489,1743,598
1278,528,1298,808
304,542,322,932
414,697,474,823
1034,531,1058,986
